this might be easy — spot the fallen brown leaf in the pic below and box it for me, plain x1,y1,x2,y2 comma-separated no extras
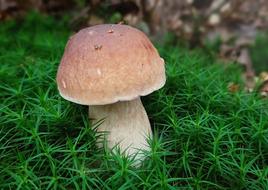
260,81,268,97
228,82,240,93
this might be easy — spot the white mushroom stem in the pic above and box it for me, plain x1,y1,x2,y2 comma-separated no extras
89,97,152,157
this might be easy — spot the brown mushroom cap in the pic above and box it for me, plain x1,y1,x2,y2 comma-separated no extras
56,24,166,105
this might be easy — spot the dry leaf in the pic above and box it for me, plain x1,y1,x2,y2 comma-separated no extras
208,13,221,26
259,72,268,82
124,13,139,25
228,82,240,93
260,81,268,97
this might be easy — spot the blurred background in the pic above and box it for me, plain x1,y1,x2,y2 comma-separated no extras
1,0,268,93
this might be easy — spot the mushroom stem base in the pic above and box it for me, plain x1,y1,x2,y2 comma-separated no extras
89,98,152,157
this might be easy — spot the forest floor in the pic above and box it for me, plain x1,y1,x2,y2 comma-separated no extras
0,13,268,189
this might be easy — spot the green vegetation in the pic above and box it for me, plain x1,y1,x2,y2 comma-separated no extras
250,32,268,74
1,13,268,189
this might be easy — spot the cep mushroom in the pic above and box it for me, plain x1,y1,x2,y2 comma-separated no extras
56,24,166,158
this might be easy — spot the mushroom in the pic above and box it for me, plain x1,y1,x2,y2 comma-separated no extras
56,24,166,159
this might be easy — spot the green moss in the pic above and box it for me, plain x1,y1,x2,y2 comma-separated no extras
0,13,268,189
